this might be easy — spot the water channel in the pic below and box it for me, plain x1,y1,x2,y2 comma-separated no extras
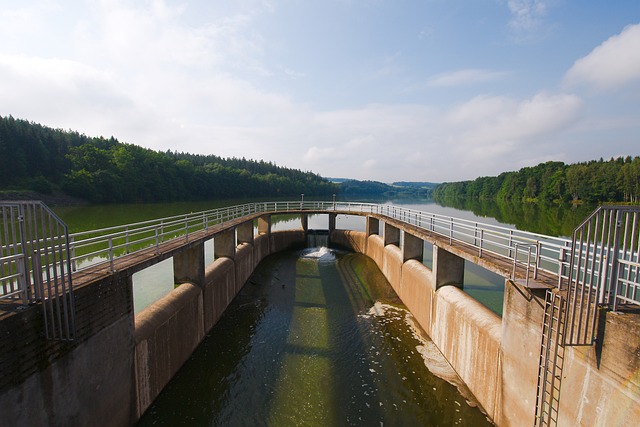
136,246,492,426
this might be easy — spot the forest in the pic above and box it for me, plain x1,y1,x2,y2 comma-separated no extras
0,116,337,203
433,157,640,205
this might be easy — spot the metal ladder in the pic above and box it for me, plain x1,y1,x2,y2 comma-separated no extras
534,290,566,427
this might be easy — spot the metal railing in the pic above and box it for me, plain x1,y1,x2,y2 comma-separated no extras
0,201,75,340
562,206,640,345
62,201,572,284
3,201,638,330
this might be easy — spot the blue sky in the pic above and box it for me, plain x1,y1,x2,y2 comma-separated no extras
1,0,639,182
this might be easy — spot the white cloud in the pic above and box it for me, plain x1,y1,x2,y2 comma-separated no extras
564,23,640,90
428,69,509,87
506,0,548,32
449,92,583,144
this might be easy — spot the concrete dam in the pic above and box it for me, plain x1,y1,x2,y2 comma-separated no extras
0,201,638,426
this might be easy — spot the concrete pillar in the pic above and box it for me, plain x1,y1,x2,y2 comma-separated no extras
257,215,271,235
328,213,336,246
301,214,308,232
384,223,400,247
403,232,424,262
433,245,464,289
237,220,253,245
366,216,379,236
214,228,236,260
328,213,336,233
173,243,205,285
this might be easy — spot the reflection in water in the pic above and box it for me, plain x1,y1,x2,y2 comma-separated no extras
137,247,492,426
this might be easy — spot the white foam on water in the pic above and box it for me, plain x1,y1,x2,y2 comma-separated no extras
301,246,335,260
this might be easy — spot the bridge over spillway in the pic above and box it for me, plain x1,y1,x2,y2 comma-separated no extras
1,200,639,426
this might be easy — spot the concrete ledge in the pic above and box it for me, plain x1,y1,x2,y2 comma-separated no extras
235,243,254,294
382,244,403,295
134,283,204,418
203,257,236,332
366,234,384,267
400,260,434,336
432,285,502,421
330,229,367,253
253,233,270,267
270,229,306,251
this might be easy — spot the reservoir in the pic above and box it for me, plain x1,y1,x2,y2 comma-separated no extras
137,246,492,426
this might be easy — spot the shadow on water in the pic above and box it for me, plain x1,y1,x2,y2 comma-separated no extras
137,248,493,426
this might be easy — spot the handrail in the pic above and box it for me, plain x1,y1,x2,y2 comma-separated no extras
59,201,571,282
4,201,639,312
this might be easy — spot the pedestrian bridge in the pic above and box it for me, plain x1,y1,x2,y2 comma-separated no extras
1,200,639,426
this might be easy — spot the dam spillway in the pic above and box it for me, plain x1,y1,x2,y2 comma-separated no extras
1,201,638,426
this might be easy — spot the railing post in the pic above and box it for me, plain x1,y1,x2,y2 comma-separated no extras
610,214,623,312
512,243,519,280
70,235,77,272
449,217,453,244
109,237,114,272
558,247,566,289
534,241,540,280
526,245,532,286
125,226,130,254
508,230,514,258
479,229,484,258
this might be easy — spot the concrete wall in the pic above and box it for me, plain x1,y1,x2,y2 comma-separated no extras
0,273,136,427
134,283,204,418
556,310,640,427
330,229,367,253
400,260,434,336
203,257,236,332
132,229,306,421
253,233,270,268
382,244,403,295
431,286,502,421
499,280,640,427
235,243,254,294
365,234,385,267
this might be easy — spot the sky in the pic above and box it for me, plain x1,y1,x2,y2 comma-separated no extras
0,0,639,183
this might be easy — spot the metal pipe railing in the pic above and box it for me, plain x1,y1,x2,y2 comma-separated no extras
4,201,638,312
55,201,570,280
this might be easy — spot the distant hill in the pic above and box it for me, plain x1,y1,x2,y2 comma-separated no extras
0,115,337,204
338,179,432,198
433,157,640,204
392,181,440,190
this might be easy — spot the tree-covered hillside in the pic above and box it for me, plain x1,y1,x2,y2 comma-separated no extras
434,157,640,205
0,116,337,203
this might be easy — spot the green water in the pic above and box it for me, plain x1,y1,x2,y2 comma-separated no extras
137,248,492,426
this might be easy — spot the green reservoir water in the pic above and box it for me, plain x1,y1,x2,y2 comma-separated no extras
137,248,492,426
